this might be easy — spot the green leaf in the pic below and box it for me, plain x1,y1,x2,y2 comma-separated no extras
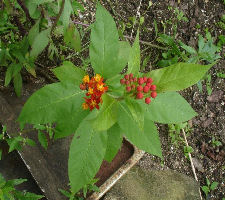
38,131,48,149
7,136,23,153
206,178,210,186
54,108,89,139
64,24,81,52
118,41,131,70
28,19,40,45
33,124,46,130
61,0,73,29
68,119,107,194
148,62,213,93
159,34,180,55
210,182,218,190
29,0,54,4
180,42,197,54
18,82,86,127
30,29,50,58
142,92,197,124
90,4,120,79
125,98,144,131
127,31,140,76
6,179,27,187
201,186,209,196
104,123,123,162
118,101,162,158
25,138,36,146
5,64,22,86
91,94,118,131
15,191,44,200
13,72,22,97
59,189,71,198
198,35,204,52
0,150,2,160
52,61,85,84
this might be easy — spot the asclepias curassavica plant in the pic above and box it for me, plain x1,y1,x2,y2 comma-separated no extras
17,4,214,196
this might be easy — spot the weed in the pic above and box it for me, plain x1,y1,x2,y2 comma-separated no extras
201,178,218,198
211,137,222,148
0,173,43,200
216,72,225,78
217,35,225,55
168,122,192,147
217,14,225,30
59,179,99,200
183,145,194,159
0,125,36,160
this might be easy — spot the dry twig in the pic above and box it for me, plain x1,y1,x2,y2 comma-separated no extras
182,128,203,200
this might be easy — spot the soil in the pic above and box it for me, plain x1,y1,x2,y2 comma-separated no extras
0,0,224,200
95,139,134,187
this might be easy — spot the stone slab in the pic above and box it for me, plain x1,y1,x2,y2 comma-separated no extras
104,166,201,200
0,83,71,200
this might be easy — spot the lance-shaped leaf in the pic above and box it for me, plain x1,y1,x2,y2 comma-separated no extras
142,92,197,124
118,101,162,158
127,31,140,76
61,0,73,29
13,72,22,97
28,19,40,45
91,94,118,131
148,62,213,93
54,108,89,139
18,82,86,127
52,61,85,84
30,29,50,58
106,41,131,88
104,123,123,162
64,24,81,52
68,118,107,194
90,4,121,79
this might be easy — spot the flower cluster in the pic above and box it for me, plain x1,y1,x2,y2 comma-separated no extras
120,73,157,104
80,74,108,111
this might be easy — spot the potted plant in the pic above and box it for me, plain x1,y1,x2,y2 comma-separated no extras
17,3,213,199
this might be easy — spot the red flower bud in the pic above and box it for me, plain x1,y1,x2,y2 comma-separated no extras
145,97,151,104
131,85,136,90
146,82,151,87
133,77,137,82
147,78,153,84
136,92,143,99
137,85,143,92
126,86,131,92
138,77,144,85
129,73,133,79
150,85,156,91
143,86,149,93
124,74,129,80
80,83,86,90
151,91,157,98
143,77,147,83
130,78,133,83
125,80,130,85
120,79,125,85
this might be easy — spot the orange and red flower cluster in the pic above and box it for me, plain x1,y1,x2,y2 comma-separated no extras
80,74,108,111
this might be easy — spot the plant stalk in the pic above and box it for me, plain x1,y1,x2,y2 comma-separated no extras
124,36,168,51
17,0,34,24
50,0,65,35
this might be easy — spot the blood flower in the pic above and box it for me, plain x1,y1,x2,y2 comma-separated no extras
120,73,157,104
80,74,108,111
